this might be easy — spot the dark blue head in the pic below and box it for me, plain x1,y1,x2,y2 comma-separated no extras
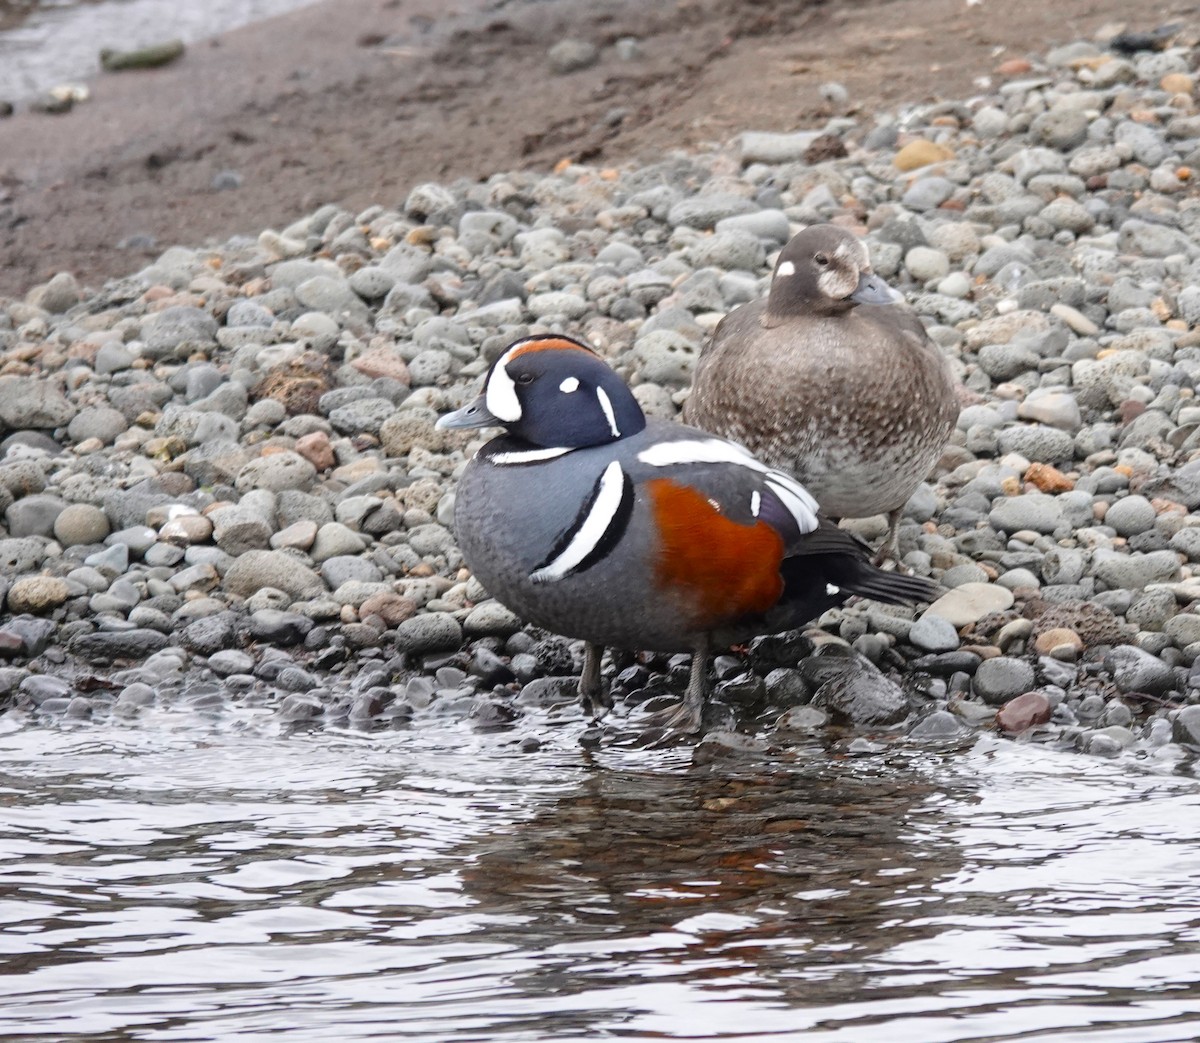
436,334,647,449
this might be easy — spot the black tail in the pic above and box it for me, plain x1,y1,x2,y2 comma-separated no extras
767,521,942,629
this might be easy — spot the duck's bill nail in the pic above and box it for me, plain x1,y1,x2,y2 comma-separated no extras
850,271,895,305
436,395,501,430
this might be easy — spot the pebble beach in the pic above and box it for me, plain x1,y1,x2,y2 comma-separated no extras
4,31,1200,767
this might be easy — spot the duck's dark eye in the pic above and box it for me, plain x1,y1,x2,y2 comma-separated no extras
814,253,830,267
515,372,535,385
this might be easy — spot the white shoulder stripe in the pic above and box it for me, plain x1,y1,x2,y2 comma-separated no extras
490,446,573,466
530,461,627,583
637,437,759,470
637,437,819,533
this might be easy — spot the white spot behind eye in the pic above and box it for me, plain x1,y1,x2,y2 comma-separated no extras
595,386,621,437
776,261,796,277
559,376,580,394
826,583,840,596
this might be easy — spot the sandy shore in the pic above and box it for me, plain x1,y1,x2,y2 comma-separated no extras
0,0,1185,298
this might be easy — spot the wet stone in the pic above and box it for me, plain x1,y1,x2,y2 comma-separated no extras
813,660,909,726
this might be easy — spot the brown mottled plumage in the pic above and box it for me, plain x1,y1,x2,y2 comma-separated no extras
684,224,959,566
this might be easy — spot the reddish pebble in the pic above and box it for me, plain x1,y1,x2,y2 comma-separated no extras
995,58,1033,77
295,431,336,471
996,691,1052,734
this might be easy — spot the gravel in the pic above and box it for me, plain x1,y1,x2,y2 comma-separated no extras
2,32,1199,766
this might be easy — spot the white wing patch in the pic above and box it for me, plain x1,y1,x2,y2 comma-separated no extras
491,446,574,466
637,438,820,533
530,461,627,583
595,386,621,438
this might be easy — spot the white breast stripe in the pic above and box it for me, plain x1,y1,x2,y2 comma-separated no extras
638,438,819,533
491,446,574,466
595,387,621,438
530,461,626,583
485,346,522,422
750,490,761,517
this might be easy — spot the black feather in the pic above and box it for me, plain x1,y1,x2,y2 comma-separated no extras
763,519,942,630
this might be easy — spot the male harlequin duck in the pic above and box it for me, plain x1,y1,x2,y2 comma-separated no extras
437,333,939,733
684,224,959,568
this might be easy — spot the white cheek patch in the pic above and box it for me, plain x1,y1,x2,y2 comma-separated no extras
775,260,796,278
637,438,820,533
595,386,621,438
485,348,522,423
559,377,580,394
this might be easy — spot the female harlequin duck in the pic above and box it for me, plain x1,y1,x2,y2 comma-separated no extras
685,224,959,568
437,334,939,733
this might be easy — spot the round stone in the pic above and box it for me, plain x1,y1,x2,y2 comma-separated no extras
53,503,111,546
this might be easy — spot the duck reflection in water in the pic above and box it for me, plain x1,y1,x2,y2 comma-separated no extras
457,752,961,1014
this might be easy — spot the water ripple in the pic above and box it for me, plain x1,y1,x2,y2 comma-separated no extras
1,722,1198,1041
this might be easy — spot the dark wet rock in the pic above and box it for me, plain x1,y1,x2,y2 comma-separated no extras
763,667,808,706
249,609,313,645
909,650,983,676
774,704,830,734
18,674,72,705
515,676,578,706
69,628,170,662
276,666,317,692
469,698,520,729
714,672,766,712
180,612,240,655
692,728,771,763
909,709,973,740
279,693,324,721
1173,706,1200,746
813,659,909,725
996,691,1053,733
1104,645,1175,696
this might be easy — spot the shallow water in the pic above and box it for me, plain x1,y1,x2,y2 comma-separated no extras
0,0,325,101
2,707,1199,1042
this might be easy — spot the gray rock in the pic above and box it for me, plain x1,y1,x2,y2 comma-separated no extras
0,376,76,430
394,612,463,655
909,612,960,652
1105,646,1175,697
223,550,325,599
53,503,111,546
143,306,219,359
547,38,599,74
989,493,1064,534
1105,495,1157,537
1092,549,1180,590
972,657,1036,706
